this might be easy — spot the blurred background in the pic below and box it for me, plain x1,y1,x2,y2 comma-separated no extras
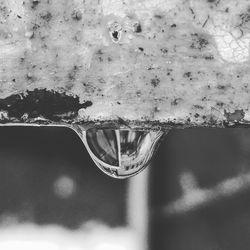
0,127,250,249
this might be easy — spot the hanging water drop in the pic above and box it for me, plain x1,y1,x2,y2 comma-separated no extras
79,128,164,179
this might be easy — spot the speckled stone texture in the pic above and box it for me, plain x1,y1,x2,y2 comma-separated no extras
0,0,250,129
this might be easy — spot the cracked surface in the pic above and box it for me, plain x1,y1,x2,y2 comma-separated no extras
0,0,250,129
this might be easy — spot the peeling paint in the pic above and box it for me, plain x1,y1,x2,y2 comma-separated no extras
0,89,92,121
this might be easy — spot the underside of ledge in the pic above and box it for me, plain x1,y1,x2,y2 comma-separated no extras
0,0,250,130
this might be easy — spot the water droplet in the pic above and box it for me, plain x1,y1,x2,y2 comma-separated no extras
81,128,164,179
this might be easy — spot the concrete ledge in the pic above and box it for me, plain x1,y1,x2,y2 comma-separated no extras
0,0,250,130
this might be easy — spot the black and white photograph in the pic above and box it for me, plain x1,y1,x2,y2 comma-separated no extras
0,0,250,249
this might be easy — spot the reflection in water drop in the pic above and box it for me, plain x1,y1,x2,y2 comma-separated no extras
81,129,164,179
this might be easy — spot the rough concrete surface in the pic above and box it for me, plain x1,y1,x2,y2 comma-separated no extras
0,0,250,130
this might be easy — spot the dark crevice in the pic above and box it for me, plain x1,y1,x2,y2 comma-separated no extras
0,89,92,121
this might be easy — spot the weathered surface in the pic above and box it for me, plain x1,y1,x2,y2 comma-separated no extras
1,0,250,129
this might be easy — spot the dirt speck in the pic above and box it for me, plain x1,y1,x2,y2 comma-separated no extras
151,77,160,87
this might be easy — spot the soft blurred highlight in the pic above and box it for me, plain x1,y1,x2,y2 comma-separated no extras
0,222,137,250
